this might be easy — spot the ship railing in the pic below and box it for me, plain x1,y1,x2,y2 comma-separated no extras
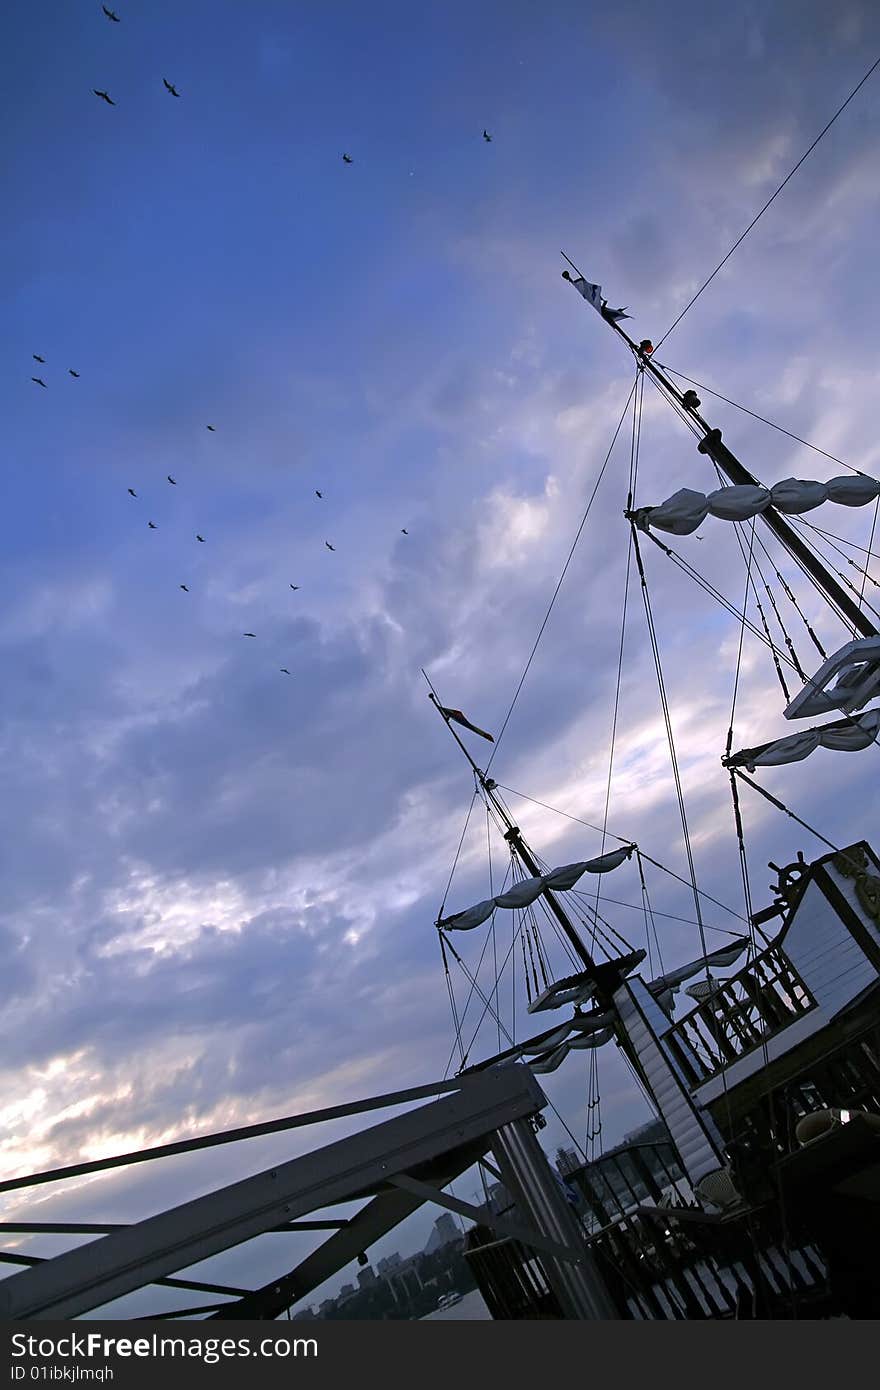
664,940,815,1086
583,1202,828,1319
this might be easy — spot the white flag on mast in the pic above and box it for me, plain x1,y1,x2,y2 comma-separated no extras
571,276,604,310
564,271,630,322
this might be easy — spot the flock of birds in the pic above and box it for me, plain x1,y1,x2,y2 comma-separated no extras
28,351,413,674
89,6,494,166
27,3,497,680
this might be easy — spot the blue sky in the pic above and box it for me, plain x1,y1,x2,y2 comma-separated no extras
2,0,880,1315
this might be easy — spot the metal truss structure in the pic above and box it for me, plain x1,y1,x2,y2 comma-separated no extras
0,1063,615,1321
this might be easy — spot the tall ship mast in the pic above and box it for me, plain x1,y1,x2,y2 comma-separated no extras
426,262,880,1319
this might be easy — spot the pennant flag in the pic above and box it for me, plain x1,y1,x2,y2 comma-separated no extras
440,706,494,742
562,270,630,322
566,273,603,310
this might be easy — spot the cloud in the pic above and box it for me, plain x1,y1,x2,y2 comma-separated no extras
2,0,880,1311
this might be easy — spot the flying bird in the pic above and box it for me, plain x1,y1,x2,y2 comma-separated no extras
289,584,300,590
68,369,80,377
206,424,215,431
315,490,323,499
401,528,408,535
342,153,353,164
167,475,176,485
280,668,291,675
33,354,45,363
482,129,492,142
324,541,335,551
162,79,180,97
102,5,120,20
31,377,47,388
127,488,137,497
196,534,205,542
148,521,157,528
180,584,189,592
242,632,256,638
93,90,116,105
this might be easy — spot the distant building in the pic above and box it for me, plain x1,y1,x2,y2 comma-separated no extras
384,1257,423,1306
555,1145,581,1176
376,1253,402,1275
424,1213,460,1254
357,1266,377,1289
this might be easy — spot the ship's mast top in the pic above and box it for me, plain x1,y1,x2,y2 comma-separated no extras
422,678,596,971
562,259,878,640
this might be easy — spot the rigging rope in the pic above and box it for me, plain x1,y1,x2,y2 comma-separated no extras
593,368,642,940
655,364,868,477
439,932,466,1069
750,530,826,661
639,526,802,669
731,770,840,855
485,380,638,772
495,781,750,923
799,517,880,560
790,516,880,615
437,789,480,920
631,521,712,963
655,52,880,348
635,850,666,975
857,497,880,625
487,805,501,1052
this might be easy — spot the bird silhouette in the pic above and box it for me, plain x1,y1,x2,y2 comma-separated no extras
206,424,216,431
127,488,137,497
280,668,291,675
68,369,80,378
93,90,116,105
242,632,256,638
482,129,492,142
167,475,176,485
196,534,205,542
315,490,323,498
324,541,335,551
180,584,190,592
289,584,300,590
342,153,353,164
31,377,47,388
148,521,157,528
102,5,120,20
33,354,45,363
163,79,180,97
401,528,408,535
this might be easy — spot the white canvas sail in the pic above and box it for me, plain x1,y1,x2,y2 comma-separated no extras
635,472,880,535
437,845,634,931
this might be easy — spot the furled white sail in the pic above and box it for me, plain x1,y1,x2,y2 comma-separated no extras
726,708,880,772
769,478,829,513
437,845,634,931
825,475,880,506
635,472,880,535
647,938,749,994
528,1028,614,1073
704,483,771,521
